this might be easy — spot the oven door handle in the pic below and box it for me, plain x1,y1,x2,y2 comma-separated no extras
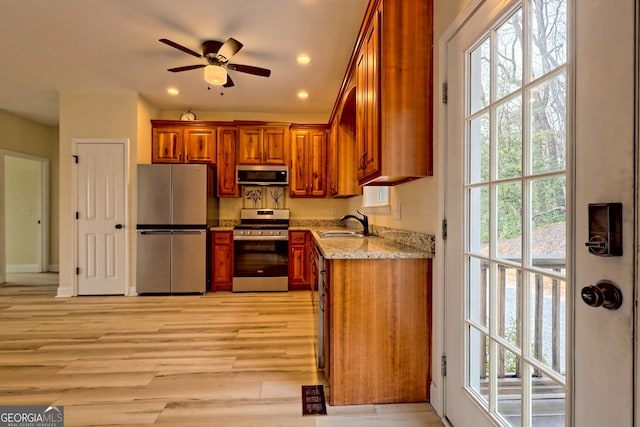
233,236,289,241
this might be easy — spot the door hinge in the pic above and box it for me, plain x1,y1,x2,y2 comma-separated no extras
441,354,447,377
75,211,79,220
442,81,448,104
442,219,448,240
72,155,79,164
75,267,80,275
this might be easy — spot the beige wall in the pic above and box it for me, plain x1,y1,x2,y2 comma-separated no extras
0,109,59,280
58,91,139,296
158,110,329,124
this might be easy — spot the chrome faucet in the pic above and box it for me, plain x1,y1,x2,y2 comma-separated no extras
339,209,370,236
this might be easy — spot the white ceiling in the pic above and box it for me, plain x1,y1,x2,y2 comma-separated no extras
0,0,369,126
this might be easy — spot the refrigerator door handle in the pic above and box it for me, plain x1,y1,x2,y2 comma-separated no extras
139,230,172,235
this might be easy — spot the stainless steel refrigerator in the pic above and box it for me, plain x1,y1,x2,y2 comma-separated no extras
136,164,207,294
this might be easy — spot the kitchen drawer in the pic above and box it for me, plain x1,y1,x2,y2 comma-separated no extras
213,231,232,244
289,231,307,244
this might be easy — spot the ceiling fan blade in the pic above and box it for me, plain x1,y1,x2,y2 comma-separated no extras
223,75,235,88
218,38,243,60
159,38,202,58
167,64,206,72
227,63,271,77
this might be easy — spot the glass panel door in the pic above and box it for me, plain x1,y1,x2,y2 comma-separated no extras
463,0,568,425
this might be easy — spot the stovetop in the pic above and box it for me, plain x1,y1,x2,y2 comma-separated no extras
233,208,289,239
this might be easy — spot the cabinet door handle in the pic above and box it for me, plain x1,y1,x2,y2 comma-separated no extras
360,151,367,170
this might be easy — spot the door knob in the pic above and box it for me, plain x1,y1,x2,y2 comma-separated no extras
581,280,623,310
115,224,123,229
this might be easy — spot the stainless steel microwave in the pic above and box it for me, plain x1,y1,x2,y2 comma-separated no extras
236,165,289,185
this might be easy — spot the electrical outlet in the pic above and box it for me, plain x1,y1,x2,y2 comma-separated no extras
332,208,337,217
395,202,402,220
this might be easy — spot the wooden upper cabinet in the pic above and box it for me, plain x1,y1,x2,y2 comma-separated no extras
356,9,380,182
184,128,216,163
349,0,433,185
237,126,289,165
329,86,360,198
216,127,240,197
151,121,216,164
289,126,327,198
152,127,184,163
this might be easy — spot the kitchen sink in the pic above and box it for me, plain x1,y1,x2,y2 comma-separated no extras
318,230,365,238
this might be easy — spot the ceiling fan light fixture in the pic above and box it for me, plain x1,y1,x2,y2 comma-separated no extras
204,65,227,86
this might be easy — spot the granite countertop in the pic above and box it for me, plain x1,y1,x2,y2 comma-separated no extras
307,229,432,260
210,221,435,259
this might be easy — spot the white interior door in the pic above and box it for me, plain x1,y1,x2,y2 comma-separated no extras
443,0,635,426
75,141,126,295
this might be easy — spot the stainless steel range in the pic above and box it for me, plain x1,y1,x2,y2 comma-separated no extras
232,208,289,292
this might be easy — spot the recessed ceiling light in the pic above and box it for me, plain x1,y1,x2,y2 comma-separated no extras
167,87,179,95
296,54,311,65
297,90,309,99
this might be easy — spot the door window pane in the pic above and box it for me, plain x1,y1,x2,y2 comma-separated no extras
496,9,524,99
529,73,567,174
469,256,490,327
470,37,491,114
469,112,491,184
497,182,522,260
468,186,490,254
469,327,490,404
530,0,568,80
531,176,566,271
497,347,523,426
532,374,566,426
497,95,523,179
497,264,521,348
530,272,566,376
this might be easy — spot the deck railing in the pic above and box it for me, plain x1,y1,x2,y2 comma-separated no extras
480,257,566,379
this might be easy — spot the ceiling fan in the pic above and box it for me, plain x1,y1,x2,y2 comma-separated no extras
159,37,271,88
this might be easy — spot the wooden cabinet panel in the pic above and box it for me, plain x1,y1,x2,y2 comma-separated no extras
237,128,262,164
263,127,288,164
288,231,309,289
333,0,433,186
184,128,216,163
356,10,380,182
216,127,240,197
237,126,289,165
211,231,233,291
327,258,431,405
152,127,183,163
151,123,217,164
289,126,327,198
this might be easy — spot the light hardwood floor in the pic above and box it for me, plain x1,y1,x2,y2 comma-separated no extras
0,273,444,427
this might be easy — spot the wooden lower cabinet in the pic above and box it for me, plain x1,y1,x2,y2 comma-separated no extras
211,231,233,291
326,257,431,405
288,231,309,290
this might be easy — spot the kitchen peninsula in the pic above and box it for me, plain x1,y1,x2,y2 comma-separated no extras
312,231,432,406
